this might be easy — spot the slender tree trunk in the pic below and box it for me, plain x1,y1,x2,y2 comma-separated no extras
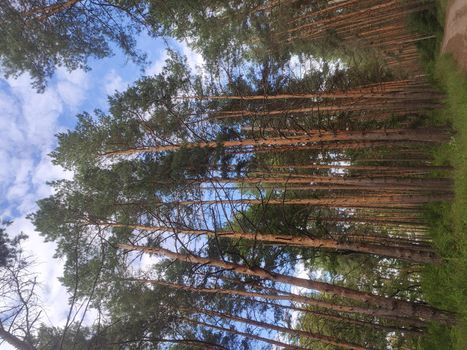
177,79,441,101
212,103,439,118
23,0,80,18
265,163,451,172
229,278,429,328
101,128,448,157
119,244,454,323
185,318,310,350
134,278,426,331
191,307,368,350
174,195,448,209
110,223,437,263
199,175,450,190
253,299,424,335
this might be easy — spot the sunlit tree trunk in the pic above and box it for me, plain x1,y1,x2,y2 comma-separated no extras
110,223,438,263
101,128,449,157
119,244,454,323
23,0,80,19
135,278,426,332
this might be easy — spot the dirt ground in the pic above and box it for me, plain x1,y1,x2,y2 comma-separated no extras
442,0,467,71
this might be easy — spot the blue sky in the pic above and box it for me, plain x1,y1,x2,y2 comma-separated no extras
0,33,204,333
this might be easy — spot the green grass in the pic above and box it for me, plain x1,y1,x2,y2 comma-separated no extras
409,2,467,348
419,54,467,350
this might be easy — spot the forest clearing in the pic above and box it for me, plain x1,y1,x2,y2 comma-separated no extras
0,1,466,349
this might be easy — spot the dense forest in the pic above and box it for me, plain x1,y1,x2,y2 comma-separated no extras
1,1,466,350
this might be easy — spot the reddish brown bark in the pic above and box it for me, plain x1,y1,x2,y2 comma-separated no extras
101,128,449,157
23,0,80,18
110,223,437,263
174,195,450,209
134,278,425,332
119,244,454,323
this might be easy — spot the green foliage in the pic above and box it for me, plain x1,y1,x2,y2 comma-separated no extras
0,221,27,267
52,51,198,172
0,0,147,91
0,222,13,267
417,323,454,350
146,0,288,63
406,2,445,70
299,312,395,350
35,324,116,350
23,3,464,349
405,3,467,346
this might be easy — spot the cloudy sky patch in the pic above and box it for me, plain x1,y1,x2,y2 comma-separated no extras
0,33,213,346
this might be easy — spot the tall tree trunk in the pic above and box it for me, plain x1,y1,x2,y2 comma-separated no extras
119,244,454,323
174,195,447,209
23,0,80,18
213,102,438,119
191,307,368,350
177,78,441,101
253,299,424,335
110,223,437,263
199,175,450,190
232,278,429,328
134,278,426,330
101,128,448,157
185,318,310,350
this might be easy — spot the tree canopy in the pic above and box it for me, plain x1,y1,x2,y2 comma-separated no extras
0,0,147,90
2,1,459,349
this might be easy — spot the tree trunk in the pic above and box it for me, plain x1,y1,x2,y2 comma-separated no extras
186,318,310,350
134,278,426,329
23,0,80,18
253,299,424,335
174,195,447,209
191,307,368,350
200,175,450,190
101,128,448,157
177,78,441,101
0,326,35,350
119,244,454,323
110,223,437,263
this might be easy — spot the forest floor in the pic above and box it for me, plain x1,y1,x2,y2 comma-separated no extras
413,1,467,349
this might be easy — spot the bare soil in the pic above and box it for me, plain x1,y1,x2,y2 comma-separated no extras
442,0,467,71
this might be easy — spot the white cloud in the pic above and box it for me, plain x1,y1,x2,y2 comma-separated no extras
103,69,127,96
7,218,69,327
140,253,162,272
145,42,205,77
0,36,206,345
179,41,205,73
290,260,311,297
0,68,90,332
288,260,321,328
146,50,169,76
56,68,89,109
